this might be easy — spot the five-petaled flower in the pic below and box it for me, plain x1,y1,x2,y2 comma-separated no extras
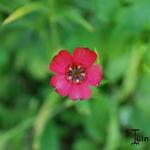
49,47,103,100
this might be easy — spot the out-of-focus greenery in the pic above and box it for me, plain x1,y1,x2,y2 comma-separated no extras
0,0,150,149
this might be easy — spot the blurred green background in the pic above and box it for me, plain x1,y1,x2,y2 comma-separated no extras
0,0,150,150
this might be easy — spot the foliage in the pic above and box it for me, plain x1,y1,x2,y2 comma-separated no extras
0,0,150,149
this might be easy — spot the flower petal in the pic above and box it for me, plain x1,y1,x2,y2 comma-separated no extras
87,64,103,86
50,75,71,96
69,83,92,100
73,48,97,68
49,50,73,74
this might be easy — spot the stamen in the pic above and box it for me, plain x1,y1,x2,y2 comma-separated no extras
78,66,81,69
76,79,80,83
68,76,72,80
81,73,85,76
66,64,86,84
69,67,72,71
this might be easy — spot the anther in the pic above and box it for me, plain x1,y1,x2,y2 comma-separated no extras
69,67,72,71
81,73,85,76
76,79,80,83
68,76,72,80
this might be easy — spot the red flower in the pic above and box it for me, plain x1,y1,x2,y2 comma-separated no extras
49,48,103,100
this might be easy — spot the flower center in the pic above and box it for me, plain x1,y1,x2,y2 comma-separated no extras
66,64,86,84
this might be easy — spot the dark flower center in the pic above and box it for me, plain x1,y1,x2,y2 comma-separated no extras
66,64,86,84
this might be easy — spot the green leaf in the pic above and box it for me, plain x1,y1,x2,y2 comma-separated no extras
75,101,91,115
2,2,46,25
129,99,150,136
106,53,129,82
143,63,150,77
83,94,111,143
0,117,34,149
32,92,75,150
32,92,60,150
105,102,120,150
41,123,61,150
121,44,147,100
73,138,98,150
62,8,94,32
